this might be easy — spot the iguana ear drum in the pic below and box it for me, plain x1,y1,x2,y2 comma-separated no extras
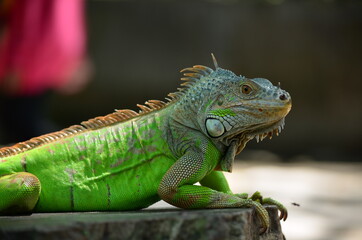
205,118,225,138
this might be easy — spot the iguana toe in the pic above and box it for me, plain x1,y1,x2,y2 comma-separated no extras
262,197,288,221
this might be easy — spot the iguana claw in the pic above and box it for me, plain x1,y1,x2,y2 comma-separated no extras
235,191,288,223
262,197,288,221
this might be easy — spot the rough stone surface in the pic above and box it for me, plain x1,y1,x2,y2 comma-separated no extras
0,206,284,240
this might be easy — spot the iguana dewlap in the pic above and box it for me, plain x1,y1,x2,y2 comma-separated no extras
0,55,291,233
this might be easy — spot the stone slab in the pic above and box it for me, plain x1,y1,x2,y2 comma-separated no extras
0,206,284,240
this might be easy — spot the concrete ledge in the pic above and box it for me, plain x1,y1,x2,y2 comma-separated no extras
0,206,284,240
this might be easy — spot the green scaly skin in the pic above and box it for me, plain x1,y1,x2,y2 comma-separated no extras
0,56,291,233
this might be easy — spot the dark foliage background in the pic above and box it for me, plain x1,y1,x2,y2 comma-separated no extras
48,0,362,161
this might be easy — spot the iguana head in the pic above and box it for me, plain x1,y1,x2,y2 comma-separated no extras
176,55,291,153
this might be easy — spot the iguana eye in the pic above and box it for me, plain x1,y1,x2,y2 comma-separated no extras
241,84,253,95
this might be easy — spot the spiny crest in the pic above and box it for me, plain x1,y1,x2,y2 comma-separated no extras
166,64,214,102
211,53,219,69
0,125,86,158
81,99,170,128
0,56,219,158
0,101,168,158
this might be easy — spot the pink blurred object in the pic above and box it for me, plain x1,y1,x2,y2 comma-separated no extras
0,0,86,96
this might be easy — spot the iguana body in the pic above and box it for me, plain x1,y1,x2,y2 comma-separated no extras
0,56,291,232
0,113,174,212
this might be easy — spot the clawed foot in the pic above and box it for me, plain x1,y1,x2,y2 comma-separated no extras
235,191,288,234
250,191,288,221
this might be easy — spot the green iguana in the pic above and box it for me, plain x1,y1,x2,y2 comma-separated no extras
0,55,291,232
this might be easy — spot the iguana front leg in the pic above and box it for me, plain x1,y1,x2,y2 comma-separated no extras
157,139,270,232
201,171,288,221
0,172,41,214
211,141,288,221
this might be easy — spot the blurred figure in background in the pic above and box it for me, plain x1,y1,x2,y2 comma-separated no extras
0,0,91,145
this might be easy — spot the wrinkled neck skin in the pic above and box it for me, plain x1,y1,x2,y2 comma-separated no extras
167,83,234,156
167,88,223,157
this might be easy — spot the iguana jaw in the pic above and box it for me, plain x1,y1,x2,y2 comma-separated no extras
221,117,286,154
247,117,286,143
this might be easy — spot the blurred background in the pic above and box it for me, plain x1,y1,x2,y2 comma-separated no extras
0,0,361,239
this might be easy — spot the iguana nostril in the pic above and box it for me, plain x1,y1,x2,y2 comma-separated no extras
279,94,287,101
